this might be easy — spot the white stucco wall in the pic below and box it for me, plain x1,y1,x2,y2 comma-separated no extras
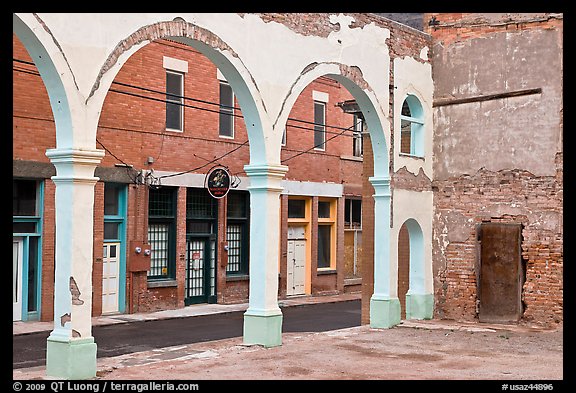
393,55,433,178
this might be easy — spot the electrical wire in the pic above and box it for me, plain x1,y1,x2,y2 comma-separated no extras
13,58,364,187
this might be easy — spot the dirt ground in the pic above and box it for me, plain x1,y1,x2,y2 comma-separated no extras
84,321,563,381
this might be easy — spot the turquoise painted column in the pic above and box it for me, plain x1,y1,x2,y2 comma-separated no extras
45,148,105,380
243,164,288,347
369,176,400,328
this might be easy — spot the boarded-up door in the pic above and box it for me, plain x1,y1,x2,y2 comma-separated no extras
478,223,524,323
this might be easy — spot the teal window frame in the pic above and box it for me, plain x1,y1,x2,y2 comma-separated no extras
103,182,127,313
148,187,177,280
399,94,425,158
12,179,43,321
225,190,250,276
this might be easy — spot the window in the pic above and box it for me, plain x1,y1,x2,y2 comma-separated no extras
317,225,332,269
281,127,287,146
13,179,37,217
353,114,364,158
288,199,306,219
400,95,424,157
317,198,336,270
313,101,326,151
344,198,362,229
219,82,234,138
166,71,184,131
226,191,249,275
148,187,177,279
104,183,126,242
13,179,43,318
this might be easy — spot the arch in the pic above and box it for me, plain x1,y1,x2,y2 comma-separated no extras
86,19,271,166
13,14,78,149
402,218,425,294
275,62,390,178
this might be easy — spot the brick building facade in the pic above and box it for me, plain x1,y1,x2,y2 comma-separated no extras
422,13,563,326
13,12,562,332
13,33,366,321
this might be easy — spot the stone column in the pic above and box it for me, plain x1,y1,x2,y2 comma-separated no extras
45,148,105,380
369,176,400,328
243,163,288,347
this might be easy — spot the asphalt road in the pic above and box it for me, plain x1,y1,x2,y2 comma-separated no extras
13,299,361,369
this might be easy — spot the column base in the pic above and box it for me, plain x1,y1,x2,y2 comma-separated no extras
243,310,283,347
46,336,97,380
406,293,434,320
370,296,401,328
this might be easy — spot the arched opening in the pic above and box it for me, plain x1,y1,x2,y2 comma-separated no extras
401,218,428,320
274,63,391,331
397,222,410,320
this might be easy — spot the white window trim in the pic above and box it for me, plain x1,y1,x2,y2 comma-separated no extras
165,70,184,133
219,81,235,139
313,100,326,152
163,56,189,73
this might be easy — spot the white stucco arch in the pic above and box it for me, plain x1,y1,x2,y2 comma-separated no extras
13,12,433,378
276,62,391,177
391,189,434,320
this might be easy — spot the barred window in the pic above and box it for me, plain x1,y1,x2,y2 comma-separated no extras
226,224,243,273
226,191,249,275
148,187,176,279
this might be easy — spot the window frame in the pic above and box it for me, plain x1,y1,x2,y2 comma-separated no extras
352,114,364,158
316,198,336,270
225,191,250,276
313,100,326,151
147,187,177,280
219,81,235,139
399,94,425,158
165,70,184,133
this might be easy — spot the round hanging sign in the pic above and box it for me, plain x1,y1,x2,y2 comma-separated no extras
205,166,231,199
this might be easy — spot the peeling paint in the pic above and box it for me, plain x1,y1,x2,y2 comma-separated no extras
60,313,71,327
69,276,84,306
72,329,81,338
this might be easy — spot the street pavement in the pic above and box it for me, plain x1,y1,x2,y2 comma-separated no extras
12,292,565,382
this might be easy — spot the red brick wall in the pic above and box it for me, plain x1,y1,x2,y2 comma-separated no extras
425,13,563,327
432,159,563,326
397,224,410,320
15,14,430,318
40,180,56,321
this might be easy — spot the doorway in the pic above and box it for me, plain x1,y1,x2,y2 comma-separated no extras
102,242,121,314
13,237,24,321
478,222,525,323
287,226,306,296
185,235,217,305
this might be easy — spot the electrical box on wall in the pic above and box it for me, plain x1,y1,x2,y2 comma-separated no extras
129,241,151,272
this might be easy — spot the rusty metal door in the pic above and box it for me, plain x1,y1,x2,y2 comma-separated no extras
478,223,524,323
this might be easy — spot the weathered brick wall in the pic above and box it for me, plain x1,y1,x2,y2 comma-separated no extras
432,155,563,325
427,13,563,327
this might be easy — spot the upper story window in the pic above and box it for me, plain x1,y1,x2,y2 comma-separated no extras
163,56,188,132
166,71,184,132
400,95,424,157
313,101,326,151
219,81,235,138
353,114,364,158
